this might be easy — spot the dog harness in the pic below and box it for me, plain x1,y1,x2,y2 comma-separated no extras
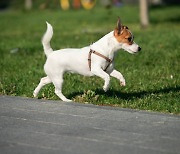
88,49,113,71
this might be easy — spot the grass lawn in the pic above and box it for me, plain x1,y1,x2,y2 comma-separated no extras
0,5,180,114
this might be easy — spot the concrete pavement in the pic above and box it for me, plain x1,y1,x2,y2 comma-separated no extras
0,95,179,154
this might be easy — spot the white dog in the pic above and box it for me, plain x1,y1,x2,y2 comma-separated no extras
33,18,141,102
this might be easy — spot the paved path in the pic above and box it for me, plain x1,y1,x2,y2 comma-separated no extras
0,95,179,154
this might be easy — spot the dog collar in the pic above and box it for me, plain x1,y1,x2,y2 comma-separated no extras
88,49,113,72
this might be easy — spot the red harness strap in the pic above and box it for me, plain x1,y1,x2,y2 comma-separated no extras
88,49,113,71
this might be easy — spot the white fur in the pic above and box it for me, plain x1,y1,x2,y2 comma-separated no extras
33,22,140,102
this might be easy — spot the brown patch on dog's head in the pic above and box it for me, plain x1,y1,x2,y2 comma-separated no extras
114,18,134,45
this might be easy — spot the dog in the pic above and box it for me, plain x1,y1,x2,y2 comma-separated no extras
33,18,141,102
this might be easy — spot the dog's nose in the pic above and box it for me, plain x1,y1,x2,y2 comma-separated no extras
138,46,141,51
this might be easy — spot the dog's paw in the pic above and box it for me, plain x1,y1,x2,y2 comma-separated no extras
120,79,126,87
63,98,73,102
66,99,72,102
103,85,109,92
33,91,37,97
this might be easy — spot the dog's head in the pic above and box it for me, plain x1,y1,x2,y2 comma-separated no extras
114,18,141,54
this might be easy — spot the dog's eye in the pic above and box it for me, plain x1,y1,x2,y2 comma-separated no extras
127,37,132,42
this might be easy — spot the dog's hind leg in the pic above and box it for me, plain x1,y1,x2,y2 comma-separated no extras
51,74,72,102
33,76,51,97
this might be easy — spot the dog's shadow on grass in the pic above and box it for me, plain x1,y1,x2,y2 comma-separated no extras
68,86,180,101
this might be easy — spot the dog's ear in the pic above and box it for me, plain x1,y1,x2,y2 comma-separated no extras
117,17,122,35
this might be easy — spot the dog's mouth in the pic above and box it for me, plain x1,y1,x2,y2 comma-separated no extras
122,43,141,54
123,48,138,54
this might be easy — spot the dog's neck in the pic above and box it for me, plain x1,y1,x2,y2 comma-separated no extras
90,31,122,59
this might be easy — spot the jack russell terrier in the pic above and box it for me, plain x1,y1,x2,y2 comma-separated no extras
33,18,141,102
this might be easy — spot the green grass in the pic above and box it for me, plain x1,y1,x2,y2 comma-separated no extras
0,6,180,114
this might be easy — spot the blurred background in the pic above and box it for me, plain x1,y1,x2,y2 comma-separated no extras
1,0,180,9
0,0,180,28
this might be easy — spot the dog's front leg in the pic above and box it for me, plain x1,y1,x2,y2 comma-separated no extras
110,69,126,86
91,67,110,92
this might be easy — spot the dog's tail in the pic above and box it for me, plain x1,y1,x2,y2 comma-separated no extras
42,22,53,57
